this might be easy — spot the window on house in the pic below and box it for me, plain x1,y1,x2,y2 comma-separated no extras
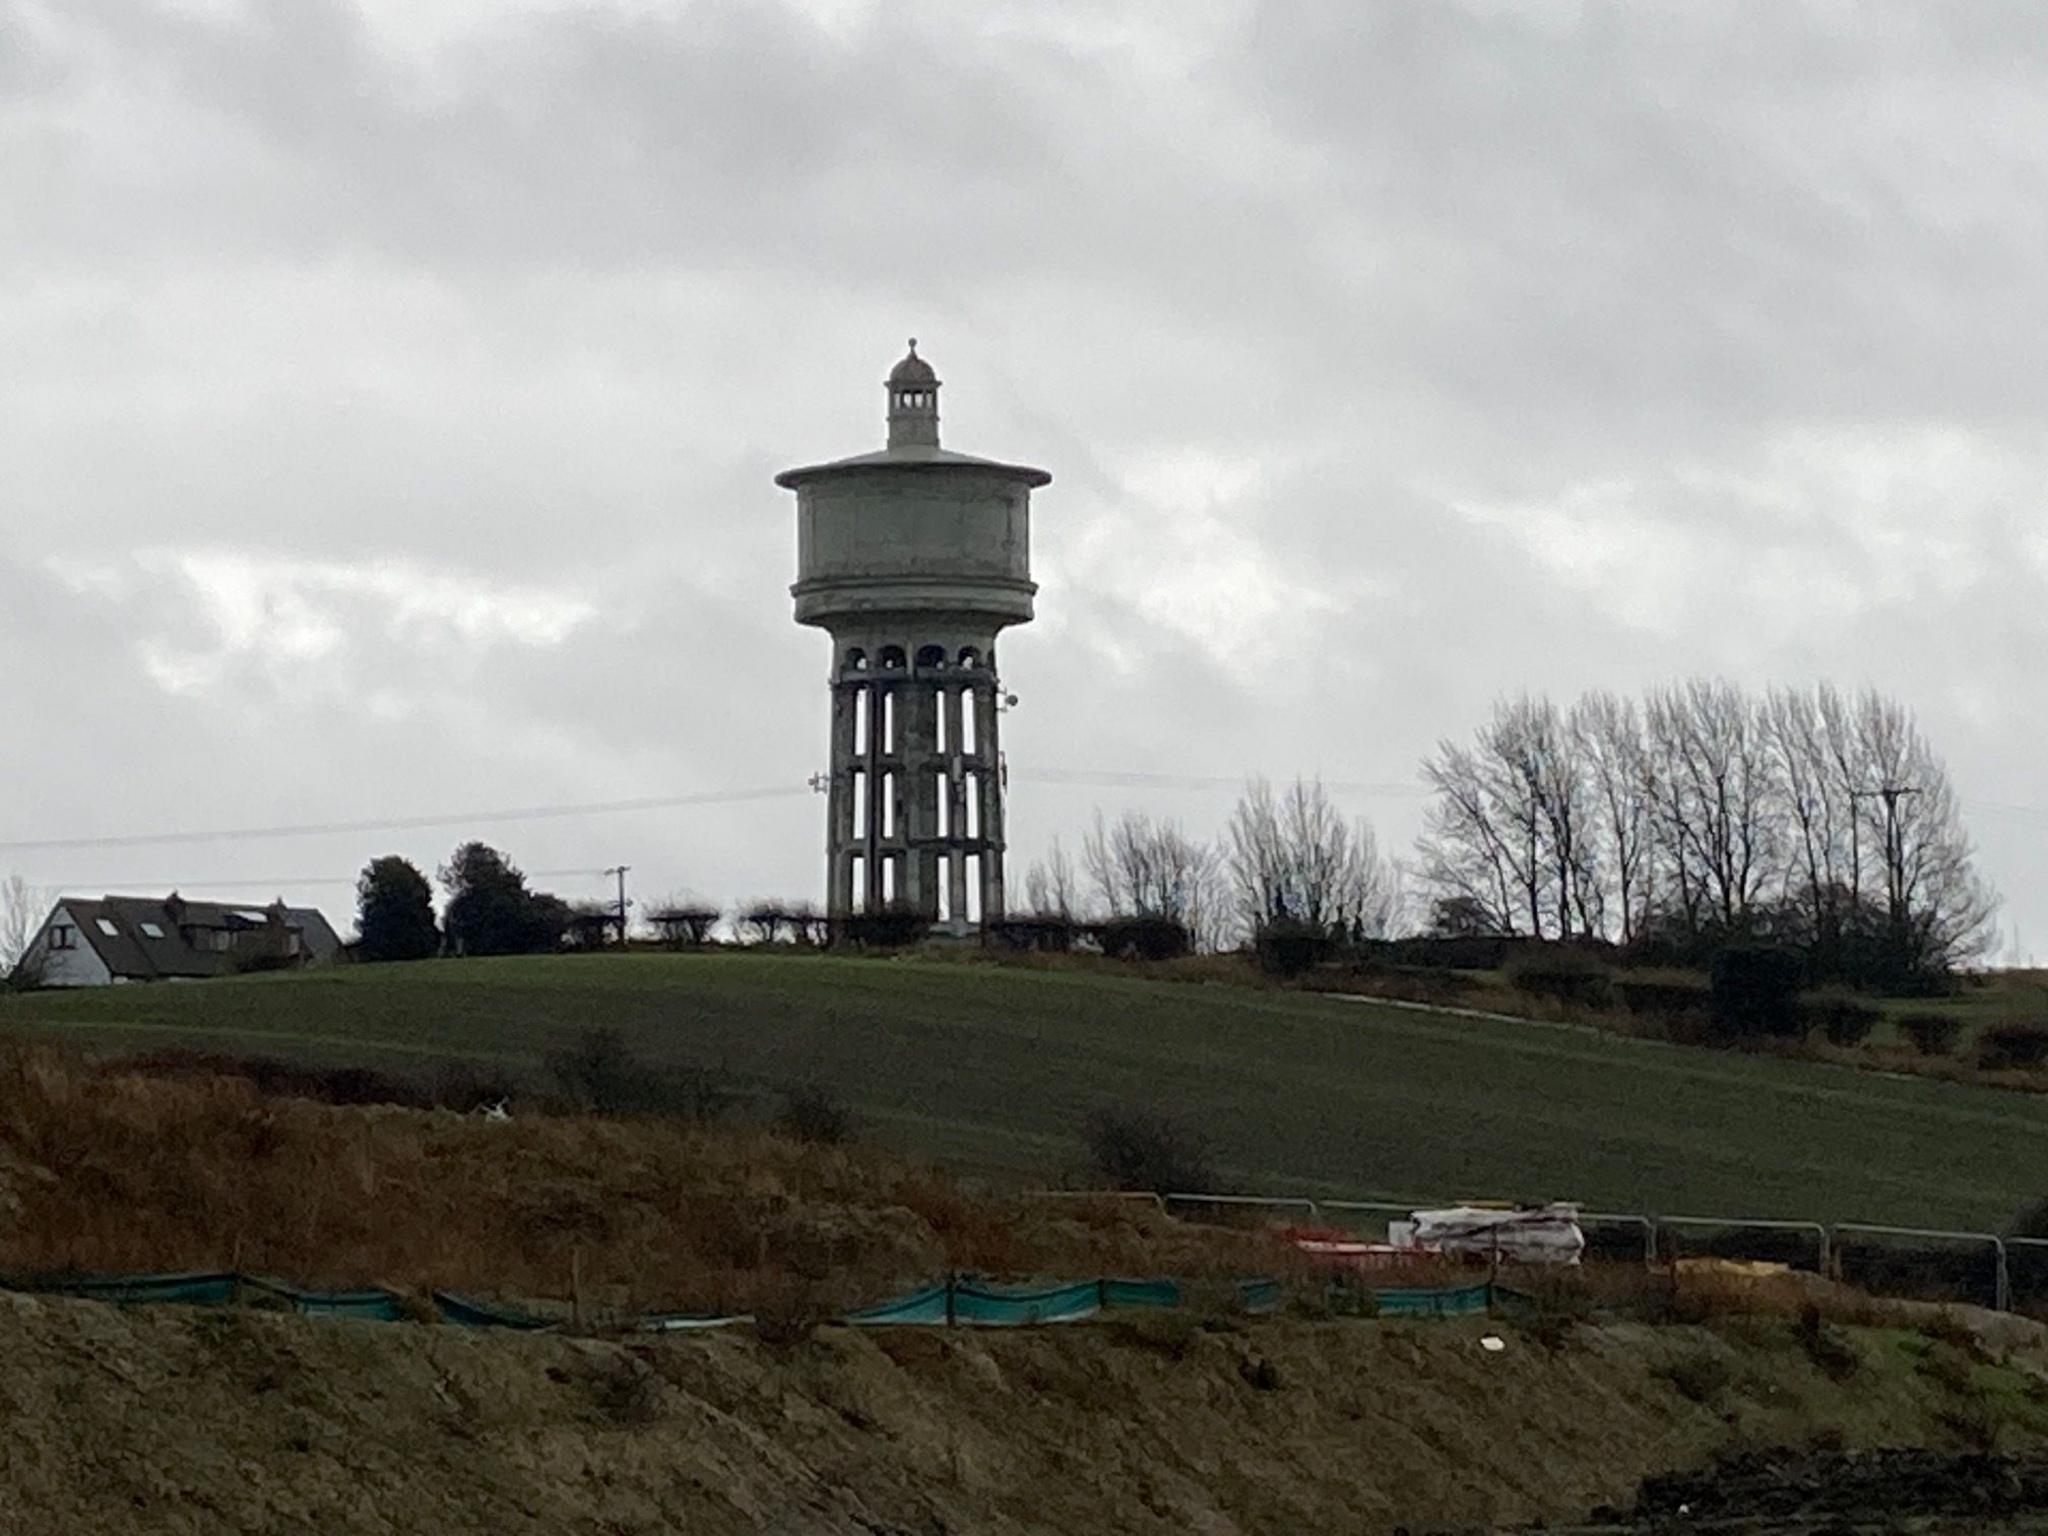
96,918,119,937
139,922,165,939
50,924,75,950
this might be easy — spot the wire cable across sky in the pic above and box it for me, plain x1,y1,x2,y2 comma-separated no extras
3,771,2039,863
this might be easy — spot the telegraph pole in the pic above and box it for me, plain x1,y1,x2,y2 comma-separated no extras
604,864,631,950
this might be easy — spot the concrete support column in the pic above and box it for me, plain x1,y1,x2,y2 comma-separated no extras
944,683,968,923
827,681,858,919
901,681,941,918
979,682,1005,923
863,683,888,913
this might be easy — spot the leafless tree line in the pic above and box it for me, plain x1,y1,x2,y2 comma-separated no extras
1415,681,1997,980
1020,779,1401,952
1,873,40,973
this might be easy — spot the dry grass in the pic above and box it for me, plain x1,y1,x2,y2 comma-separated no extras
0,1047,1285,1319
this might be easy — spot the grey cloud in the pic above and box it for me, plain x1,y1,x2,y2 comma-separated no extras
2,0,2044,955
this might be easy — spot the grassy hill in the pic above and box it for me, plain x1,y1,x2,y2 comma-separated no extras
4,951,2044,1230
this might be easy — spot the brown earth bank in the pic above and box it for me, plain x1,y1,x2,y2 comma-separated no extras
0,1046,1290,1318
5,1298,2048,1536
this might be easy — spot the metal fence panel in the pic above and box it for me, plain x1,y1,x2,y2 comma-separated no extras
2006,1237,2048,1318
1834,1223,2008,1312
1654,1214,1830,1272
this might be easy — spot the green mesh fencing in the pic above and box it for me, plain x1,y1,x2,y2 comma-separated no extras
2,1271,1324,1331
1100,1278,1181,1309
21,1272,240,1307
1372,1281,1491,1317
842,1283,952,1326
951,1280,1101,1326
432,1292,556,1330
243,1280,410,1322
1238,1278,1283,1314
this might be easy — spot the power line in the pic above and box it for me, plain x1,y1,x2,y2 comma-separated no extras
36,867,618,893
0,786,810,855
1018,769,1426,796
4,773,2043,869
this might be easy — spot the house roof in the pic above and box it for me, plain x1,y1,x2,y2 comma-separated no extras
52,894,342,981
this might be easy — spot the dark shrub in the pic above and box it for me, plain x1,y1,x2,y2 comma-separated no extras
1083,1106,1213,1193
428,1061,524,1113
1620,979,1715,1024
1979,1023,2048,1072
1899,1013,1965,1057
1797,1304,1861,1381
104,1049,426,1108
777,1082,854,1145
1800,991,1883,1048
1254,918,1331,978
987,916,1077,952
1099,916,1192,962
544,1027,736,1119
837,908,927,949
1657,1347,1732,1403
1358,934,1521,971
1709,946,1808,1039
1504,945,1615,1010
1343,964,1482,1005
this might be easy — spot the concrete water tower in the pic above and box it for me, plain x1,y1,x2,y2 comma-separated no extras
777,342,1050,931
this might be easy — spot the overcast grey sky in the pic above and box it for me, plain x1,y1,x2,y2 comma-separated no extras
3,0,2044,956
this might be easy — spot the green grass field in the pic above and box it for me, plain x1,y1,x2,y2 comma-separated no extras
4,951,2043,1231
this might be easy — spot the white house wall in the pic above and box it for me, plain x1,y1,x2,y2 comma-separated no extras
25,904,114,987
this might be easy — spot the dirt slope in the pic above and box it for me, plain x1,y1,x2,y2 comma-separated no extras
4,1294,2046,1536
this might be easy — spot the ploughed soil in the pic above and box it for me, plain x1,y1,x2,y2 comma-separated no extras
6,1294,2048,1536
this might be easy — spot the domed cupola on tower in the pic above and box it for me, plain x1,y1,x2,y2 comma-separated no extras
886,340,941,450
776,343,1051,933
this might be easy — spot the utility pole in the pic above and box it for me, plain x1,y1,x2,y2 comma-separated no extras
603,864,630,950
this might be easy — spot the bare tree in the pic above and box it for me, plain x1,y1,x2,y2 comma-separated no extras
1572,692,1651,944
1,873,41,972
1642,680,1777,939
1082,809,1226,950
1415,739,1521,938
1849,689,1996,975
1226,777,1396,940
1416,698,1570,937
1762,684,1855,960
1417,680,1996,982
644,892,722,946
1021,835,1081,920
